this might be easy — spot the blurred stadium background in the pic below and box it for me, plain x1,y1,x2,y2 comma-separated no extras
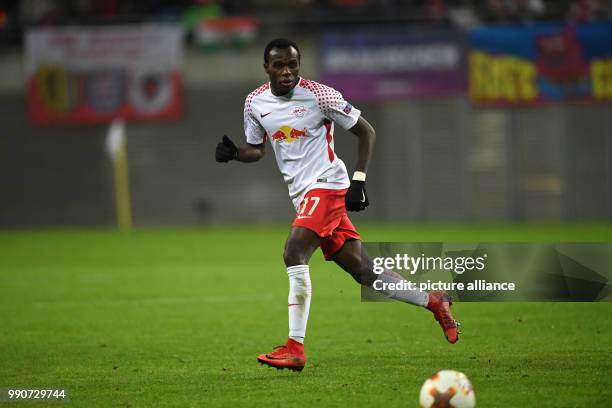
2,2,612,406
0,0,611,227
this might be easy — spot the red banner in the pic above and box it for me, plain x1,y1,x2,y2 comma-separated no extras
25,25,183,125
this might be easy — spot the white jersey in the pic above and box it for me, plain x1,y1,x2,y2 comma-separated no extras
244,78,361,210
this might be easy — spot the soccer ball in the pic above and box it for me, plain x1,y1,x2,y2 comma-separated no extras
419,370,476,408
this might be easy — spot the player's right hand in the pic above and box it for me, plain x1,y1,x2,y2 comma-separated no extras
215,135,238,162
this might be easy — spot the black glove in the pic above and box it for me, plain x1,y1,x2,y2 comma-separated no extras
345,179,369,211
215,135,238,162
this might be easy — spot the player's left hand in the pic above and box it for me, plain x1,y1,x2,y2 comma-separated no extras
345,180,369,211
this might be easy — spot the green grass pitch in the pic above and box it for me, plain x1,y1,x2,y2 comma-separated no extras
1,224,611,407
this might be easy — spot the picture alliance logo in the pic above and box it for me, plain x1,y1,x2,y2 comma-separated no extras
372,253,488,275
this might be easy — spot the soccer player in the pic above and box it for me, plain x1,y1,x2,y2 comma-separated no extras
215,39,459,372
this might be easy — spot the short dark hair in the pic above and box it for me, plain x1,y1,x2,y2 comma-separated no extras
264,38,300,64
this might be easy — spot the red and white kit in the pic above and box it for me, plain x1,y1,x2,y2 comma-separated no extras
244,78,360,208
244,78,362,255
251,74,458,372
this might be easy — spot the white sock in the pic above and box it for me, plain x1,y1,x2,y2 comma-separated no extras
376,269,429,307
287,265,312,344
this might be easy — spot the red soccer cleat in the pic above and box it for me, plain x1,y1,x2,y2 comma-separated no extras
426,291,459,344
257,338,306,372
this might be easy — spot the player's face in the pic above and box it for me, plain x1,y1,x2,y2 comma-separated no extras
265,46,300,96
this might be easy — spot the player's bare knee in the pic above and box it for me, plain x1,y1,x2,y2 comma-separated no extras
283,244,308,266
344,252,376,286
354,256,376,286
354,264,376,286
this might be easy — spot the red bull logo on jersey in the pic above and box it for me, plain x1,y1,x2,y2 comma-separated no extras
270,126,308,144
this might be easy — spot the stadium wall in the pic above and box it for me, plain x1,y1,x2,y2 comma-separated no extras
0,42,610,227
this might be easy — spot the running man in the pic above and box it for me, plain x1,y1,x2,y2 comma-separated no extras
215,38,459,372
